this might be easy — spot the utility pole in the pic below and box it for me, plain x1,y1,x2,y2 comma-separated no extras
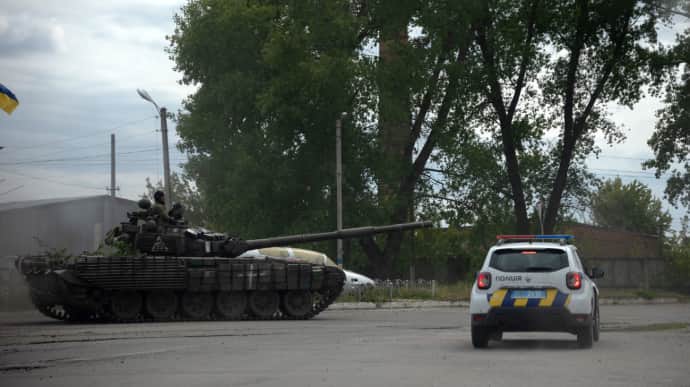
110,133,116,197
336,115,344,268
107,133,119,197
160,107,172,209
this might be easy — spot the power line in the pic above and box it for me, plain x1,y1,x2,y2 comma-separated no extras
7,129,161,162
0,115,156,155
10,159,189,167
0,148,160,166
0,168,104,190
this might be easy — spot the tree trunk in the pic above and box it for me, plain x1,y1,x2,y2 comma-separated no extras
366,14,412,278
474,5,534,233
542,0,631,233
378,21,412,204
502,133,530,233
543,136,575,233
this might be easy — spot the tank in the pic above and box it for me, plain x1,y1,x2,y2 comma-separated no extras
16,202,432,323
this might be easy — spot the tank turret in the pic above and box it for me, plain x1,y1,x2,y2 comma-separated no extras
118,205,432,258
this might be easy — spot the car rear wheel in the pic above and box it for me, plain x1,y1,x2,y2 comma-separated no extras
472,326,490,348
577,324,594,348
490,330,503,341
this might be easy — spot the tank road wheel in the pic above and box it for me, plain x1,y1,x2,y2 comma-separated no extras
110,291,142,321
215,292,247,320
145,291,178,321
181,292,213,320
248,291,279,319
281,291,313,319
35,304,69,321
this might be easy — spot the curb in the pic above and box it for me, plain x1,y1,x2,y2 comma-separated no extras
331,297,685,310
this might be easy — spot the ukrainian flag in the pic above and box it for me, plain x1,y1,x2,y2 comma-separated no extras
0,83,19,115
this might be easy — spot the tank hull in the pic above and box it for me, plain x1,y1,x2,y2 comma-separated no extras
19,254,345,322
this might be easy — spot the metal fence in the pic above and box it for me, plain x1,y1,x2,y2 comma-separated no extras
585,257,666,289
342,279,438,302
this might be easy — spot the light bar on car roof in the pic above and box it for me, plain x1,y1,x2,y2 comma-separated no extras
495,234,574,240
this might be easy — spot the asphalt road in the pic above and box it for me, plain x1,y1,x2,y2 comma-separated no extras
1,304,689,387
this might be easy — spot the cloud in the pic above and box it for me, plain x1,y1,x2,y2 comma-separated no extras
0,13,67,56
49,22,66,53
0,14,8,34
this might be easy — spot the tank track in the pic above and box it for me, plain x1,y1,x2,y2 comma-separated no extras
28,266,345,323
30,294,102,323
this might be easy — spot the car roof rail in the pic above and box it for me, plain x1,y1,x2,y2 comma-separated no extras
495,234,574,245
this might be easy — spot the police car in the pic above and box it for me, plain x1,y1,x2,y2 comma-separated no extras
469,235,604,348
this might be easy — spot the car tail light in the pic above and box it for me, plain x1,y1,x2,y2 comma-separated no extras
566,272,582,289
477,272,491,289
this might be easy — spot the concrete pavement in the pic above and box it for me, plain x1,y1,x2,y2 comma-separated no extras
1,304,689,387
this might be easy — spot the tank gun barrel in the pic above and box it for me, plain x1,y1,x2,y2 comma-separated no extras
244,221,432,250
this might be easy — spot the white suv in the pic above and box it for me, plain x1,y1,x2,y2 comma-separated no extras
469,235,604,348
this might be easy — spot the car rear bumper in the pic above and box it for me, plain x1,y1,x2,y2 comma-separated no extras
472,307,592,333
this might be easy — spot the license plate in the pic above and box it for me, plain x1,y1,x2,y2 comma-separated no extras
511,290,546,299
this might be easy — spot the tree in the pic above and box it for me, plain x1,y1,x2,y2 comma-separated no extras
170,0,364,240
474,0,670,233
645,1,690,210
590,177,672,234
473,0,546,232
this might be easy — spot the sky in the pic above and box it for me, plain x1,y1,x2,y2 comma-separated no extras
0,1,688,232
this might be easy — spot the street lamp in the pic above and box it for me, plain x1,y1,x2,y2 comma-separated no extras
137,88,172,209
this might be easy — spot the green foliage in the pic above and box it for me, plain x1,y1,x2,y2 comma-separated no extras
591,177,672,234
31,237,70,264
645,1,690,210
665,216,690,292
645,67,690,208
169,0,369,240
96,237,138,257
634,289,658,300
43,247,69,265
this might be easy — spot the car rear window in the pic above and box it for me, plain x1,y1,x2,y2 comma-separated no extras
489,248,569,272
